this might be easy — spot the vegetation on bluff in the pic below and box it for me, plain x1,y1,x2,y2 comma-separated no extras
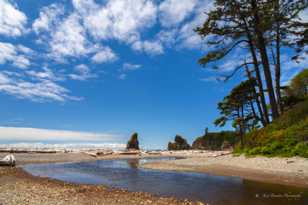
235,98,308,157
192,128,237,150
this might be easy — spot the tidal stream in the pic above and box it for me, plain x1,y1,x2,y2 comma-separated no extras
23,157,308,205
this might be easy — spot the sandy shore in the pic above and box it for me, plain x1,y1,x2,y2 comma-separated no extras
1,151,308,204
0,152,204,205
141,153,308,188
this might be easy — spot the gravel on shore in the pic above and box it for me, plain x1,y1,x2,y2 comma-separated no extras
0,152,206,205
0,167,205,205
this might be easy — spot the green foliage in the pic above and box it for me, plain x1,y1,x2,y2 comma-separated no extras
215,79,258,128
285,69,308,98
192,131,237,150
239,99,308,158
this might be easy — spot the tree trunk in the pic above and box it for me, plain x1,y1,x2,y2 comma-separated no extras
245,65,265,126
243,20,269,125
275,26,282,113
274,0,283,114
238,108,244,148
240,105,245,147
251,0,279,119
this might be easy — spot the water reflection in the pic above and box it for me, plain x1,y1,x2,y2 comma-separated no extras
126,159,139,169
23,158,308,205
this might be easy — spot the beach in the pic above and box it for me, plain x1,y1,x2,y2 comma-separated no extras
0,152,203,205
0,150,308,205
142,151,308,188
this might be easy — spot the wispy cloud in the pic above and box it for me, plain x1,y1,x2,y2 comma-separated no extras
122,63,142,71
91,47,118,64
0,71,80,102
1,0,303,104
0,126,123,143
132,40,164,55
0,42,32,69
69,64,97,81
159,0,197,27
118,63,142,80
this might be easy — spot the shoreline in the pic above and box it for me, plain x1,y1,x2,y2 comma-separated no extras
0,152,204,205
1,151,308,204
141,154,308,188
2,150,308,188
0,167,201,205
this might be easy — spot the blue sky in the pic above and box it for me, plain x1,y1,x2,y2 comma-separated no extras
0,0,307,149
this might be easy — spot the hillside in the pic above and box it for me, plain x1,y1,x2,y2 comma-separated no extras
192,131,237,150
236,98,308,157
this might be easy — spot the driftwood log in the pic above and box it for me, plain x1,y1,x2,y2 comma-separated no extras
0,154,16,167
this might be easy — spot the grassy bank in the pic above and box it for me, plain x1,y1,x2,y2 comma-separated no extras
235,99,308,158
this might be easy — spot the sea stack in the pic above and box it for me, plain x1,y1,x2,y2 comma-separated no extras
126,132,139,150
168,135,190,150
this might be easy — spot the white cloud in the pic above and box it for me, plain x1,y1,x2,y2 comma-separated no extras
132,40,164,55
32,3,65,34
16,45,34,55
0,71,79,102
0,42,15,63
118,63,142,80
0,42,32,69
176,0,213,49
12,56,30,69
159,0,197,27
0,0,27,36
26,67,63,82
122,63,142,71
0,126,122,143
83,0,157,42
74,64,89,73
32,4,100,61
157,0,213,50
50,14,94,59
0,72,10,84
91,47,118,64
72,0,98,16
156,29,177,47
69,64,97,81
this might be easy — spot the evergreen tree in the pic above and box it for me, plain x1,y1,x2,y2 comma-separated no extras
196,0,307,121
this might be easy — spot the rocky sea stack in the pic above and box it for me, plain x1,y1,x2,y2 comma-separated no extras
126,132,139,150
168,135,191,150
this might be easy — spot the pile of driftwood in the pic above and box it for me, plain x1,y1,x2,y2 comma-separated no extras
0,154,16,166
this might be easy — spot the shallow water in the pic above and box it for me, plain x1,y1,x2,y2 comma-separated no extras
23,157,308,205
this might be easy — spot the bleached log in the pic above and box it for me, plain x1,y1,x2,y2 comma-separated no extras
0,154,16,166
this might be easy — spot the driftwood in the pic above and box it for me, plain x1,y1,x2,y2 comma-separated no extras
0,154,16,166
0,149,56,154
118,150,140,155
